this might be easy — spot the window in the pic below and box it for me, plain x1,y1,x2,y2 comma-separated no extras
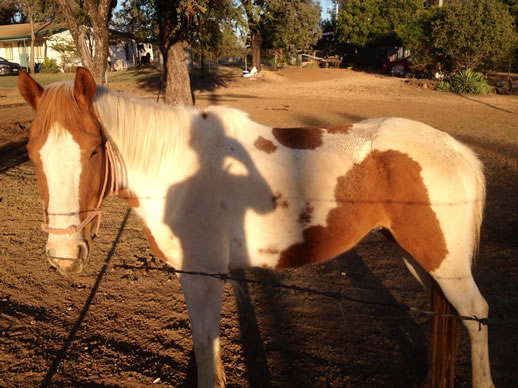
4,44,13,59
35,44,44,60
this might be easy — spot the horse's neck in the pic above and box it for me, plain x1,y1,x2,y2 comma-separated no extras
108,116,207,199
95,94,197,188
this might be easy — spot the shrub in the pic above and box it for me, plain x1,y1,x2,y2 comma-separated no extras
439,70,491,95
436,81,451,92
40,57,59,73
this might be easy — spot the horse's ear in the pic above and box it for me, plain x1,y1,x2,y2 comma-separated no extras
74,67,97,110
18,70,44,111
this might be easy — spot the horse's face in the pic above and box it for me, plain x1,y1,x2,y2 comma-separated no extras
19,68,106,275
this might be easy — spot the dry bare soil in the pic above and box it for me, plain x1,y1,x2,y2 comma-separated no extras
1,67,517,387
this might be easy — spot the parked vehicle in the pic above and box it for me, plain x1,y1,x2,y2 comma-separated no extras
382,58,433,79
382,58,411,76
0,57,21,75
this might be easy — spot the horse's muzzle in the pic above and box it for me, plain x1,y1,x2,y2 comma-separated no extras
46,241,89,275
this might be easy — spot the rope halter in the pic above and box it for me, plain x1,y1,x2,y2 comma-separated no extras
41,141,119,237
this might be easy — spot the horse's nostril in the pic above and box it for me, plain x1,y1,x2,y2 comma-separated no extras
77,241,89,261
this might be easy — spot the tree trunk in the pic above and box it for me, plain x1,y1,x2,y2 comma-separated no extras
201,49,205,76
77,29,94,70
29,7,35,74
251,29,262,71
90,28,109,84
164,40,193,106
56,0,111,84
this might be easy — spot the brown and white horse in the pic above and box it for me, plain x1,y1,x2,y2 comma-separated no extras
19,68,493,388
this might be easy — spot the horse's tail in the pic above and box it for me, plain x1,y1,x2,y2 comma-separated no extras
428,281,461,388
427,140,485,388
462,143,486,264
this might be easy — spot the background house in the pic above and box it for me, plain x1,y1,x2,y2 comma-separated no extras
0,23,67,67
0,22,159,71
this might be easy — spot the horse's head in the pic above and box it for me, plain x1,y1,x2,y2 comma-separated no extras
19,67,110,275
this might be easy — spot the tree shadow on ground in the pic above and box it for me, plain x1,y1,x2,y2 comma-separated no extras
459,94,518,115
124,66,241,105
0,139,29,175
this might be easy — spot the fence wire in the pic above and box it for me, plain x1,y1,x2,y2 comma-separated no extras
116,262,489,329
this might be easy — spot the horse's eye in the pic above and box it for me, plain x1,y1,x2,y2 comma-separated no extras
90,150,98,159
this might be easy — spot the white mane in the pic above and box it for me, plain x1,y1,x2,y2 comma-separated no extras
93,86,198,177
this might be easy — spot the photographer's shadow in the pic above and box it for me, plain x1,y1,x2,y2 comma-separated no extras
163,110,275,386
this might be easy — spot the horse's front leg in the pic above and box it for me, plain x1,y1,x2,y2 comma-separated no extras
180,273,226,388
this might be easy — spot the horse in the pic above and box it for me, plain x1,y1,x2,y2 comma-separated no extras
18,67,494,388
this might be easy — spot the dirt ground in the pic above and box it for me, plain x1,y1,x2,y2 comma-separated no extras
1,67,517,387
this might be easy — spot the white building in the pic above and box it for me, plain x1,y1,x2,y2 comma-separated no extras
0,22,159,71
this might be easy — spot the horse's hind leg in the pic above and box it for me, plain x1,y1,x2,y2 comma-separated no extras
434,274,493,388
395,245,493,387
387,217,493,387
180,274,226,388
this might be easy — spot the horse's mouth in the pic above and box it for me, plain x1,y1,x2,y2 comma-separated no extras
47,242,89,275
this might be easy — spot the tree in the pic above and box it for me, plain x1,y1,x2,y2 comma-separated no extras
113,0,239,105
431,0,518,72
336,0,389,47
7,1,60,73
215,21,247,60
240,0,266,71
190,0,244,74
55,0,116,83
154,0,204,105
112,0,158,42
263,0,321,57
335,0,422,47
241,0,322,71
49,37,80,71
502,0,518,69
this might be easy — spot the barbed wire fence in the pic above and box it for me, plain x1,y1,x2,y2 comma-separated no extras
116,261,495,330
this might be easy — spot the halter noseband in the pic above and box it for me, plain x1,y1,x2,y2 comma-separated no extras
41,141,119,237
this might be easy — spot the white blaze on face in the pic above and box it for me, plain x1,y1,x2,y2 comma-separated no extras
39,126,84,260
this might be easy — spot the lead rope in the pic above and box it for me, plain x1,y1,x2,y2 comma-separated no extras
41,141,119,236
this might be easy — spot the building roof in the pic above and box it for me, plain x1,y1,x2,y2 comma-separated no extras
0,23,67,41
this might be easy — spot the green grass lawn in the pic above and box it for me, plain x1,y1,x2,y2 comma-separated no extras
0,72,75,89
0,69,162,90
0,66,241,91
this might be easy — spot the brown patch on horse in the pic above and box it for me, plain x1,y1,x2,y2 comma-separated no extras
254,136,277,154
119,189,140,208
276,150,448,272
142,224,168,262
272,127,323,150
298,202,314,226
272,192,289,209
324,125,353,135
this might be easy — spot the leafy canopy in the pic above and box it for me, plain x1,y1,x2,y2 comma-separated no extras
335,0,422,47
262,0,321,55
431,0,517,72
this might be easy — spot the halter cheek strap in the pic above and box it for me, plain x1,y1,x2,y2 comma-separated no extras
41,141,119,237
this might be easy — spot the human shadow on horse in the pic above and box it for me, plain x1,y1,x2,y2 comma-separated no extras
164,114,276,386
